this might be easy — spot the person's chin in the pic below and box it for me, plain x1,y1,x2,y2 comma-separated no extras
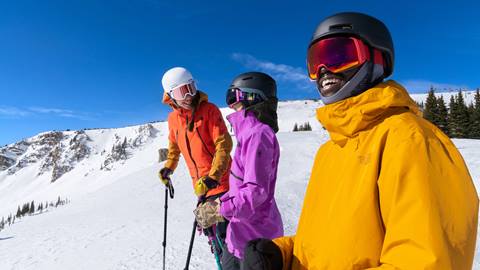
179,104,192,110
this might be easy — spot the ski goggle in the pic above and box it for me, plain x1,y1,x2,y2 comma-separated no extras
307,36,370,80
226,87,267,108
168,83,197,101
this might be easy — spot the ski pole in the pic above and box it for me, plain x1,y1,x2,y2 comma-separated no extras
162,178,174,270
207,227,223,270
184,219,197,270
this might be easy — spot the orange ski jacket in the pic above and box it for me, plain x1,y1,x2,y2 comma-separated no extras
163,91,232,198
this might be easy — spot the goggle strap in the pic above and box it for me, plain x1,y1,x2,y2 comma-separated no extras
234,87,268,101
373,49,385,66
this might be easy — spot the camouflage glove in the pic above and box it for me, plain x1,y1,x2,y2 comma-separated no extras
243,238,283,270
158,167,173,186
193,176,218,197
193,198,224,229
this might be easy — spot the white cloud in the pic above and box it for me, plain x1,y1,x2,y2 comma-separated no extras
231,53,315,92
29,107,94,120
29,107,74,114
0,106,94,120
0,107,30,117
401,79,471,93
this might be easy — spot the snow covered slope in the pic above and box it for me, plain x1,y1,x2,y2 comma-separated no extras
0,94,479,269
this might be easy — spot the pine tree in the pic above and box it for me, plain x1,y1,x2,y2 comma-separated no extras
415,101,424,110
293,123,298,132
29,201,35,215
436,96,449,136
424,86,438,124
448,95,460,138
37,203,44,213
22,203,29,216
470,89,480,139
16,206,21,218
456,91,470,138
305,122,312,131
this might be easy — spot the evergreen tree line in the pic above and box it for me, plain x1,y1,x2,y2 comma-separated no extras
293,122,313,132
0,196,70,232
422,88,480,139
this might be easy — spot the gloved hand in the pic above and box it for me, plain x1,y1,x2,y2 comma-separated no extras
243,238,283,270
193,198,225,229
158,167,173,186
193,176,218,197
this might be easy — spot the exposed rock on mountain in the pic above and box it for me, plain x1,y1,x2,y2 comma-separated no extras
101,125,157,171
38,131,91,182
101,137,129,171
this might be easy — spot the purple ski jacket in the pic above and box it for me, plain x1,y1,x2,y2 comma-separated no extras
220,109,284,259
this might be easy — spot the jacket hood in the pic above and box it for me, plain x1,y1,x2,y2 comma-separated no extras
245,98,279,133
316,80,420,144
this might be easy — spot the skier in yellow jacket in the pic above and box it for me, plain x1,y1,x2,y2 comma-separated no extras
242,12,479,270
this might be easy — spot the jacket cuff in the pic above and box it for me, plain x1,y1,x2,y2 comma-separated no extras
220,195,235,219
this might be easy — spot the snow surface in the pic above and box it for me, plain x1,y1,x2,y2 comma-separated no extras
0,93,479,270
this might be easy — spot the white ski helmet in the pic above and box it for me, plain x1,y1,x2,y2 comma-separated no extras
161,67,195,94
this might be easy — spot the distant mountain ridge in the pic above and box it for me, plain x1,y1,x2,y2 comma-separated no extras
0,124,158,183
1,90,476,184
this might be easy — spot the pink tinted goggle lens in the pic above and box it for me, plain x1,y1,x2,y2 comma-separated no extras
307,36,369,80
170,83,197,100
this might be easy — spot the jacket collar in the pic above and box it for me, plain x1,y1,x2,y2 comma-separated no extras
316,80,420,145
227,110,259,140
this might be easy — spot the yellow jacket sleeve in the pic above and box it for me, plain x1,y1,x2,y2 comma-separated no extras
369,132,478,269
273,236,295,270
165,115,181,171
207,107,233,180
164,140,180,171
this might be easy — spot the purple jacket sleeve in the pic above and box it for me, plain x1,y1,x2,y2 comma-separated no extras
220,131,275,221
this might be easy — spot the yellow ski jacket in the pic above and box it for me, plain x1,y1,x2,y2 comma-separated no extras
273,80,478,269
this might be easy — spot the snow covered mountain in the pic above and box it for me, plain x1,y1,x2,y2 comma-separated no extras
0,92,479,270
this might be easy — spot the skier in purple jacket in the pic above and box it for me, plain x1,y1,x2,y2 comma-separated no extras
220,72,284,269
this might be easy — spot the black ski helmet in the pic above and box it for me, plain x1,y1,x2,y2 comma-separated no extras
228,71,277,100
227,71,279,133
309,12,394,77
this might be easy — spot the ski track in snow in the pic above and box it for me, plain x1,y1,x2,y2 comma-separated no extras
0,95,479,270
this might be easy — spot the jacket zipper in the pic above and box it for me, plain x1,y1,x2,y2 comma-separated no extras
196,127,214,158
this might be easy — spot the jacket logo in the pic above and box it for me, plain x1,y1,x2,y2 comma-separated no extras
357,153,372,165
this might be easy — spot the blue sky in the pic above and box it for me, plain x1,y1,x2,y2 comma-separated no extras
1,0,479,145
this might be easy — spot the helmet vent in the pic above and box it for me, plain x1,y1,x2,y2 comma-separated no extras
242,76,253,81
330,24,353,30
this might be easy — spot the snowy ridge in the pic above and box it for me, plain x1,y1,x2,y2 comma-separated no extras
0,95,479,270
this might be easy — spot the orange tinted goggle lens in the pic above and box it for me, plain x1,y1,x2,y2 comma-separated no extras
307,37,369,80
170,83,197,100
